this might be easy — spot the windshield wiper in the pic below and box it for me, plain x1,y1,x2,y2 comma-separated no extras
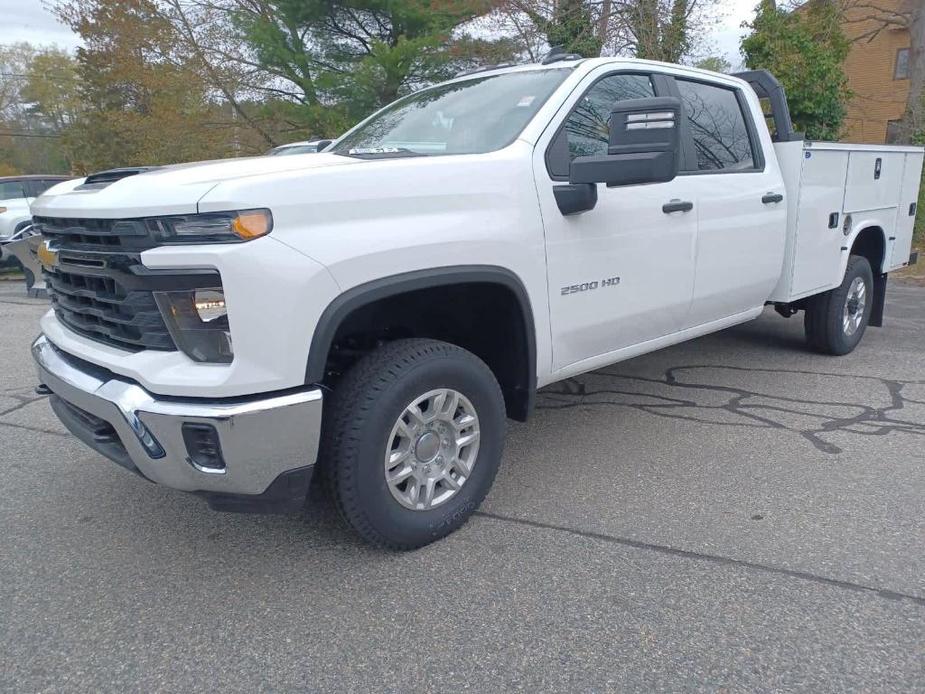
335,147,424,159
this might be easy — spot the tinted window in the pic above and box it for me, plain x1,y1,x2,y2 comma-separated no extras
677,79,755,172
0,181,28,200
563,74,655,160
29,179,59,196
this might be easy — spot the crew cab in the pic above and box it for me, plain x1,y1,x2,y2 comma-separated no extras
30,57,923,548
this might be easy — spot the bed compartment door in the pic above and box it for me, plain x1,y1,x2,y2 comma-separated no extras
891,152,924,269
844,151,904,213
790,149,850,298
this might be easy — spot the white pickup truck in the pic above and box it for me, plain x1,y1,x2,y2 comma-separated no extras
31,57,922,548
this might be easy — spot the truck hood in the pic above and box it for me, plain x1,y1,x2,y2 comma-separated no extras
31,153,363,219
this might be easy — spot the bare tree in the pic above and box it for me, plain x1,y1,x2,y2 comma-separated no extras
492,0,718,62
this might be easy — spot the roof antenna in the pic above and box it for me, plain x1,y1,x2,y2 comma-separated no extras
541,45,583,65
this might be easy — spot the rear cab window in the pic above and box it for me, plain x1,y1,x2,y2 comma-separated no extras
675,79,761,172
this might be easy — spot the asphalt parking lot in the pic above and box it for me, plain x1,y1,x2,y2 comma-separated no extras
1,278,923,693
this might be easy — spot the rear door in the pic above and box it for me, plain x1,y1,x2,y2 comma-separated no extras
533,68,697,370
670,77,787,328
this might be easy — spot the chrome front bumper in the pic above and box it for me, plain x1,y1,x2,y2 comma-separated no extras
32,335,323,509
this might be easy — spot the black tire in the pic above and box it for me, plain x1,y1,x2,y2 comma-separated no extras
804,255,874,355
321,338,506,549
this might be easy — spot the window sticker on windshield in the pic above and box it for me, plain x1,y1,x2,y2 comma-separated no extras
517,96,536,107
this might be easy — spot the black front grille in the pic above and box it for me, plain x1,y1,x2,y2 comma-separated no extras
45,264,175,351
35,215,155,252
35,216,222,353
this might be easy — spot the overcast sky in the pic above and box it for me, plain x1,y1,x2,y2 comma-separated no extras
1,0,756,67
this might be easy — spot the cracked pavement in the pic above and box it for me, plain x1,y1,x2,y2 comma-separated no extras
1,280,923,692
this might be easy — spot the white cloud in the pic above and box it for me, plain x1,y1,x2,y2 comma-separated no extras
0,1,81,50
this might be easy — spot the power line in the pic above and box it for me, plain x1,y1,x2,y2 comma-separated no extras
0,131,62,139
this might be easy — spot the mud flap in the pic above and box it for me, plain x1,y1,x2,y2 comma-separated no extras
869,272,887,328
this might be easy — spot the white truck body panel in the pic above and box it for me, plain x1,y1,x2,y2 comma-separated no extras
893,150,925,268
27,56,925,521
770,141,921,303
30,57,924,400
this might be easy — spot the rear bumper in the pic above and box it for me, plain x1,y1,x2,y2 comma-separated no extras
32,335,323,513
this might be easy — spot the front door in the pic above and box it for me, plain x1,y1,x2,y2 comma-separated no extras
532,70,697,371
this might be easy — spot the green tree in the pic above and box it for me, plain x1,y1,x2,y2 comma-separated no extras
694,55,730,73
518,0,602,57
53,0,243,171
627,0,697,63
234,0,508,127
741,0,851,141
22,50,81,133
0,43,77,173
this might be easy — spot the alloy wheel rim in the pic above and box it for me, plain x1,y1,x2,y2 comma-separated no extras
384,388,480,511
842,276,867,336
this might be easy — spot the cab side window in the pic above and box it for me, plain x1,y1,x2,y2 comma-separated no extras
0,180,27,200
676,79,756,172
547,74,655,178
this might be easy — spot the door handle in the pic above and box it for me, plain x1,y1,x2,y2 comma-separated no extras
662,200,693,214
762,193,784,204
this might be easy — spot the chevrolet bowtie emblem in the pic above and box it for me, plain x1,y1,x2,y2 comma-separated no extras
36,240,59,270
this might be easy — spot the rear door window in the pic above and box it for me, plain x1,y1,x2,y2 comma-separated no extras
676,79,756,172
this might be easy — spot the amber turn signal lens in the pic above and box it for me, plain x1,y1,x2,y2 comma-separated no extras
231,210,272,240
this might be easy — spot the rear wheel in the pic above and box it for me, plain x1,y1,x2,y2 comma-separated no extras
804,255,873,355
321,338,505,549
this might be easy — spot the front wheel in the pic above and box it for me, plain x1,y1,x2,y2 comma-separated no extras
321,338,506,549
804,255,874,355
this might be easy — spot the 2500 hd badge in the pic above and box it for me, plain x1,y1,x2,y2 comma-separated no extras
561,276,621,296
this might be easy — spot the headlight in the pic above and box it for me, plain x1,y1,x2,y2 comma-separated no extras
154,288,233,363
147,209,272,244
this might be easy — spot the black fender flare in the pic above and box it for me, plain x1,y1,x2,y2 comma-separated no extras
304,265,537,416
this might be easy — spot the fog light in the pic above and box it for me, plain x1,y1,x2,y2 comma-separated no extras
182,423,225,472
154,288,233,363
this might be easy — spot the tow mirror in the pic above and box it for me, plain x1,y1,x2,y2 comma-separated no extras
569,96,681,188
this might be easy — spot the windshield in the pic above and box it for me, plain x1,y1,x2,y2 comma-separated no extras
331,68,572,158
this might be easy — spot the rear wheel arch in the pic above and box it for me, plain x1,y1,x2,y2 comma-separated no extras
848,225,886,274
306,266,537,421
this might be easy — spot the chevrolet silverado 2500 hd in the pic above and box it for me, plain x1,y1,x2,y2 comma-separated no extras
31,57,923,548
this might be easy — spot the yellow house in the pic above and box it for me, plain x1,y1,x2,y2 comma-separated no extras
839,0,912,143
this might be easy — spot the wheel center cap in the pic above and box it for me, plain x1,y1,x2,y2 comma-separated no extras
414,432,440,462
